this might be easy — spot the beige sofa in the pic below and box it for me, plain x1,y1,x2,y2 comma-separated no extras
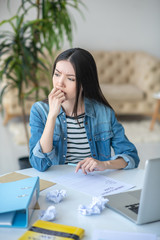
1,50,160,124
91,51,160,115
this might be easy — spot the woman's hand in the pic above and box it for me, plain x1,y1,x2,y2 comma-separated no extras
75,157,107,175
75,157,128,174
48,87,66,118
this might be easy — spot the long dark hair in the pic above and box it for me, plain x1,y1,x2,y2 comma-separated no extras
52,48,112,116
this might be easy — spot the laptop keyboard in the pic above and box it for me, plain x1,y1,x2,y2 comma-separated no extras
125,203,139,214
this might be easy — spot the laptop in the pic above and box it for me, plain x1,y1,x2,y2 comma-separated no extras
106,158,160,225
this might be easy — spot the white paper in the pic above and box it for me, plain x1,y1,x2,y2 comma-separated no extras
46,189,66,203
40,206,56,221
0,212,16,226
54,171,135,197
92,230,157,240
78,196,108,215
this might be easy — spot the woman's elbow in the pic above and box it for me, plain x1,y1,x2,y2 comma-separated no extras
29,155,49,172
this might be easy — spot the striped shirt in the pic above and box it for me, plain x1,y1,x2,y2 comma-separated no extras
65,113,91,164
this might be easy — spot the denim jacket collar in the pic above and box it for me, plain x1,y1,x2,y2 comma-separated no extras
84,98,96,118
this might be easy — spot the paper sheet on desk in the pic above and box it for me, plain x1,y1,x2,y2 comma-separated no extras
54,171,135,197
92,230,157,240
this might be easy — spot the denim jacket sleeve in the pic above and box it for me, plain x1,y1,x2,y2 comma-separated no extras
110,110,140,169
29,102,58,172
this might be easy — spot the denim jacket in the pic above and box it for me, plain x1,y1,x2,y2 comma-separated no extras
29,98,140,172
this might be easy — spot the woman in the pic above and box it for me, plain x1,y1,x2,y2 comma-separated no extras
29,48,140,173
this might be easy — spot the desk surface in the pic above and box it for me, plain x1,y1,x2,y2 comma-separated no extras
0,165,160,240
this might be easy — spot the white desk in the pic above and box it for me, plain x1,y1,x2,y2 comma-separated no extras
0,165,160,240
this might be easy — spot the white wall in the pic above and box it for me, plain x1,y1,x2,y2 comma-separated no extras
0,0,160,58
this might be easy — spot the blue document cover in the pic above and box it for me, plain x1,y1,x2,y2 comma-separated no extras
0,176,39,228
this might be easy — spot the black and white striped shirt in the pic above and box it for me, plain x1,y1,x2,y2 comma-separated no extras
65,113,91,164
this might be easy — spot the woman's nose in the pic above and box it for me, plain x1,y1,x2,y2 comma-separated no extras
57,76,65,87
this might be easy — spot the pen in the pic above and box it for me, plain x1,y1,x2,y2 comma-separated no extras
68,163,77,166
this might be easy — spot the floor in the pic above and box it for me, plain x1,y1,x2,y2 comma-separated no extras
0,115,160,175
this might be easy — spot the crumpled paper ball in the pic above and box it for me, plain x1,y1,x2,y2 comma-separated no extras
40,205,56,221
46,189,66,203
78,196,109,216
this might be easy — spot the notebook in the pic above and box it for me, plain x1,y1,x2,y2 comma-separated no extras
106,158,160,225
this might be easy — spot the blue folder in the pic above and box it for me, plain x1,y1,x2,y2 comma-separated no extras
0,176,39,228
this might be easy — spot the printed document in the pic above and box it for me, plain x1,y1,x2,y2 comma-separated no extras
54,171,135,196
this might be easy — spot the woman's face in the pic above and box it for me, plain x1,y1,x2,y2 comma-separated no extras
52,60,77,103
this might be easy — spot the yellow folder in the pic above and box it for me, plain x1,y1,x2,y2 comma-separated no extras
19,220,85,240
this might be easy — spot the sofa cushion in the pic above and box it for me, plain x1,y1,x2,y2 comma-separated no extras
100,83,144,102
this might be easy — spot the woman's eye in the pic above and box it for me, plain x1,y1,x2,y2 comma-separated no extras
68,78,75,81
55,73,60,77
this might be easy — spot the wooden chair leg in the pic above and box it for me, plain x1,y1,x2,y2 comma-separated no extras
3,111,11,125
150,100,160,130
